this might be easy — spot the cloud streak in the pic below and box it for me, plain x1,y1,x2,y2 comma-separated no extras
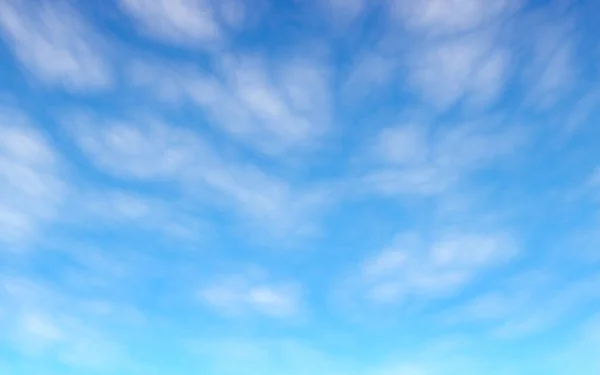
198,268,302,318
62,110,329,237
363,116,526,197
0,0,112,91
360,231,517,303
0,108,65,246
118,0,222,48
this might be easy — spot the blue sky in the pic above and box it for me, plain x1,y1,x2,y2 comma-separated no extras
1,0,600,374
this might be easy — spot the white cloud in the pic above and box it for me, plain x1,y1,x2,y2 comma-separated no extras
0,109,65,245
521,9,579,109
63,112,327,237
75,190,206,241
125,53,332,157
492,272,600,339
192,161,327,237
388,0,583,112
194,54,333,156
0,276,125,370
324,0,366,27
364,167,455,196
1,110,208,247
0,0,112,91
360,231,516,303
433,120,525,169
65,113,209,180
221,57,313,147
378,0,525,111
364,118,526,197
20,312,64,343
198,269,301,318
436,268,600,340
408,33,511,110
118,0,222,47
374,123,427,166
214,0,262,31
392,0,519,36
440,291,521,324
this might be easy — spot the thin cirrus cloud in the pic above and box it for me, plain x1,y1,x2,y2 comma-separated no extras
0,109,65,245
395,0,517,111
191,54,333,156
391,0,519,35
62,111,328,237
1,0,600,374
407,32,512,110
63,112,211,181
117,0,223,47
126,52,333,157
0,0,113,91
76,190,207,241
117,0,264,48
436,269,600,340
363,117,526,197
339,0,517,111
0,276,127,372
198,268,301,318
359,231,517,303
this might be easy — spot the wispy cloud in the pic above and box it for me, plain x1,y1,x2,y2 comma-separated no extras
382,0,519,111
0,108,65,246
363,116,526,197
391,0,519,36
75,190,207,242
125,52,333,157
62,110,329,237
195,53,333,155
119,0,219,46
377,0,584,115
437,268,600,340
358,231,517,303
0,276,126,371
520,4,580,109
408,32,511,110
198,267,301,318
0,0,113,91
117,0,258,48
64,112,209,180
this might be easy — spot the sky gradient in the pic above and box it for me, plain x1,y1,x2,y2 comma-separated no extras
1,0,600,374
